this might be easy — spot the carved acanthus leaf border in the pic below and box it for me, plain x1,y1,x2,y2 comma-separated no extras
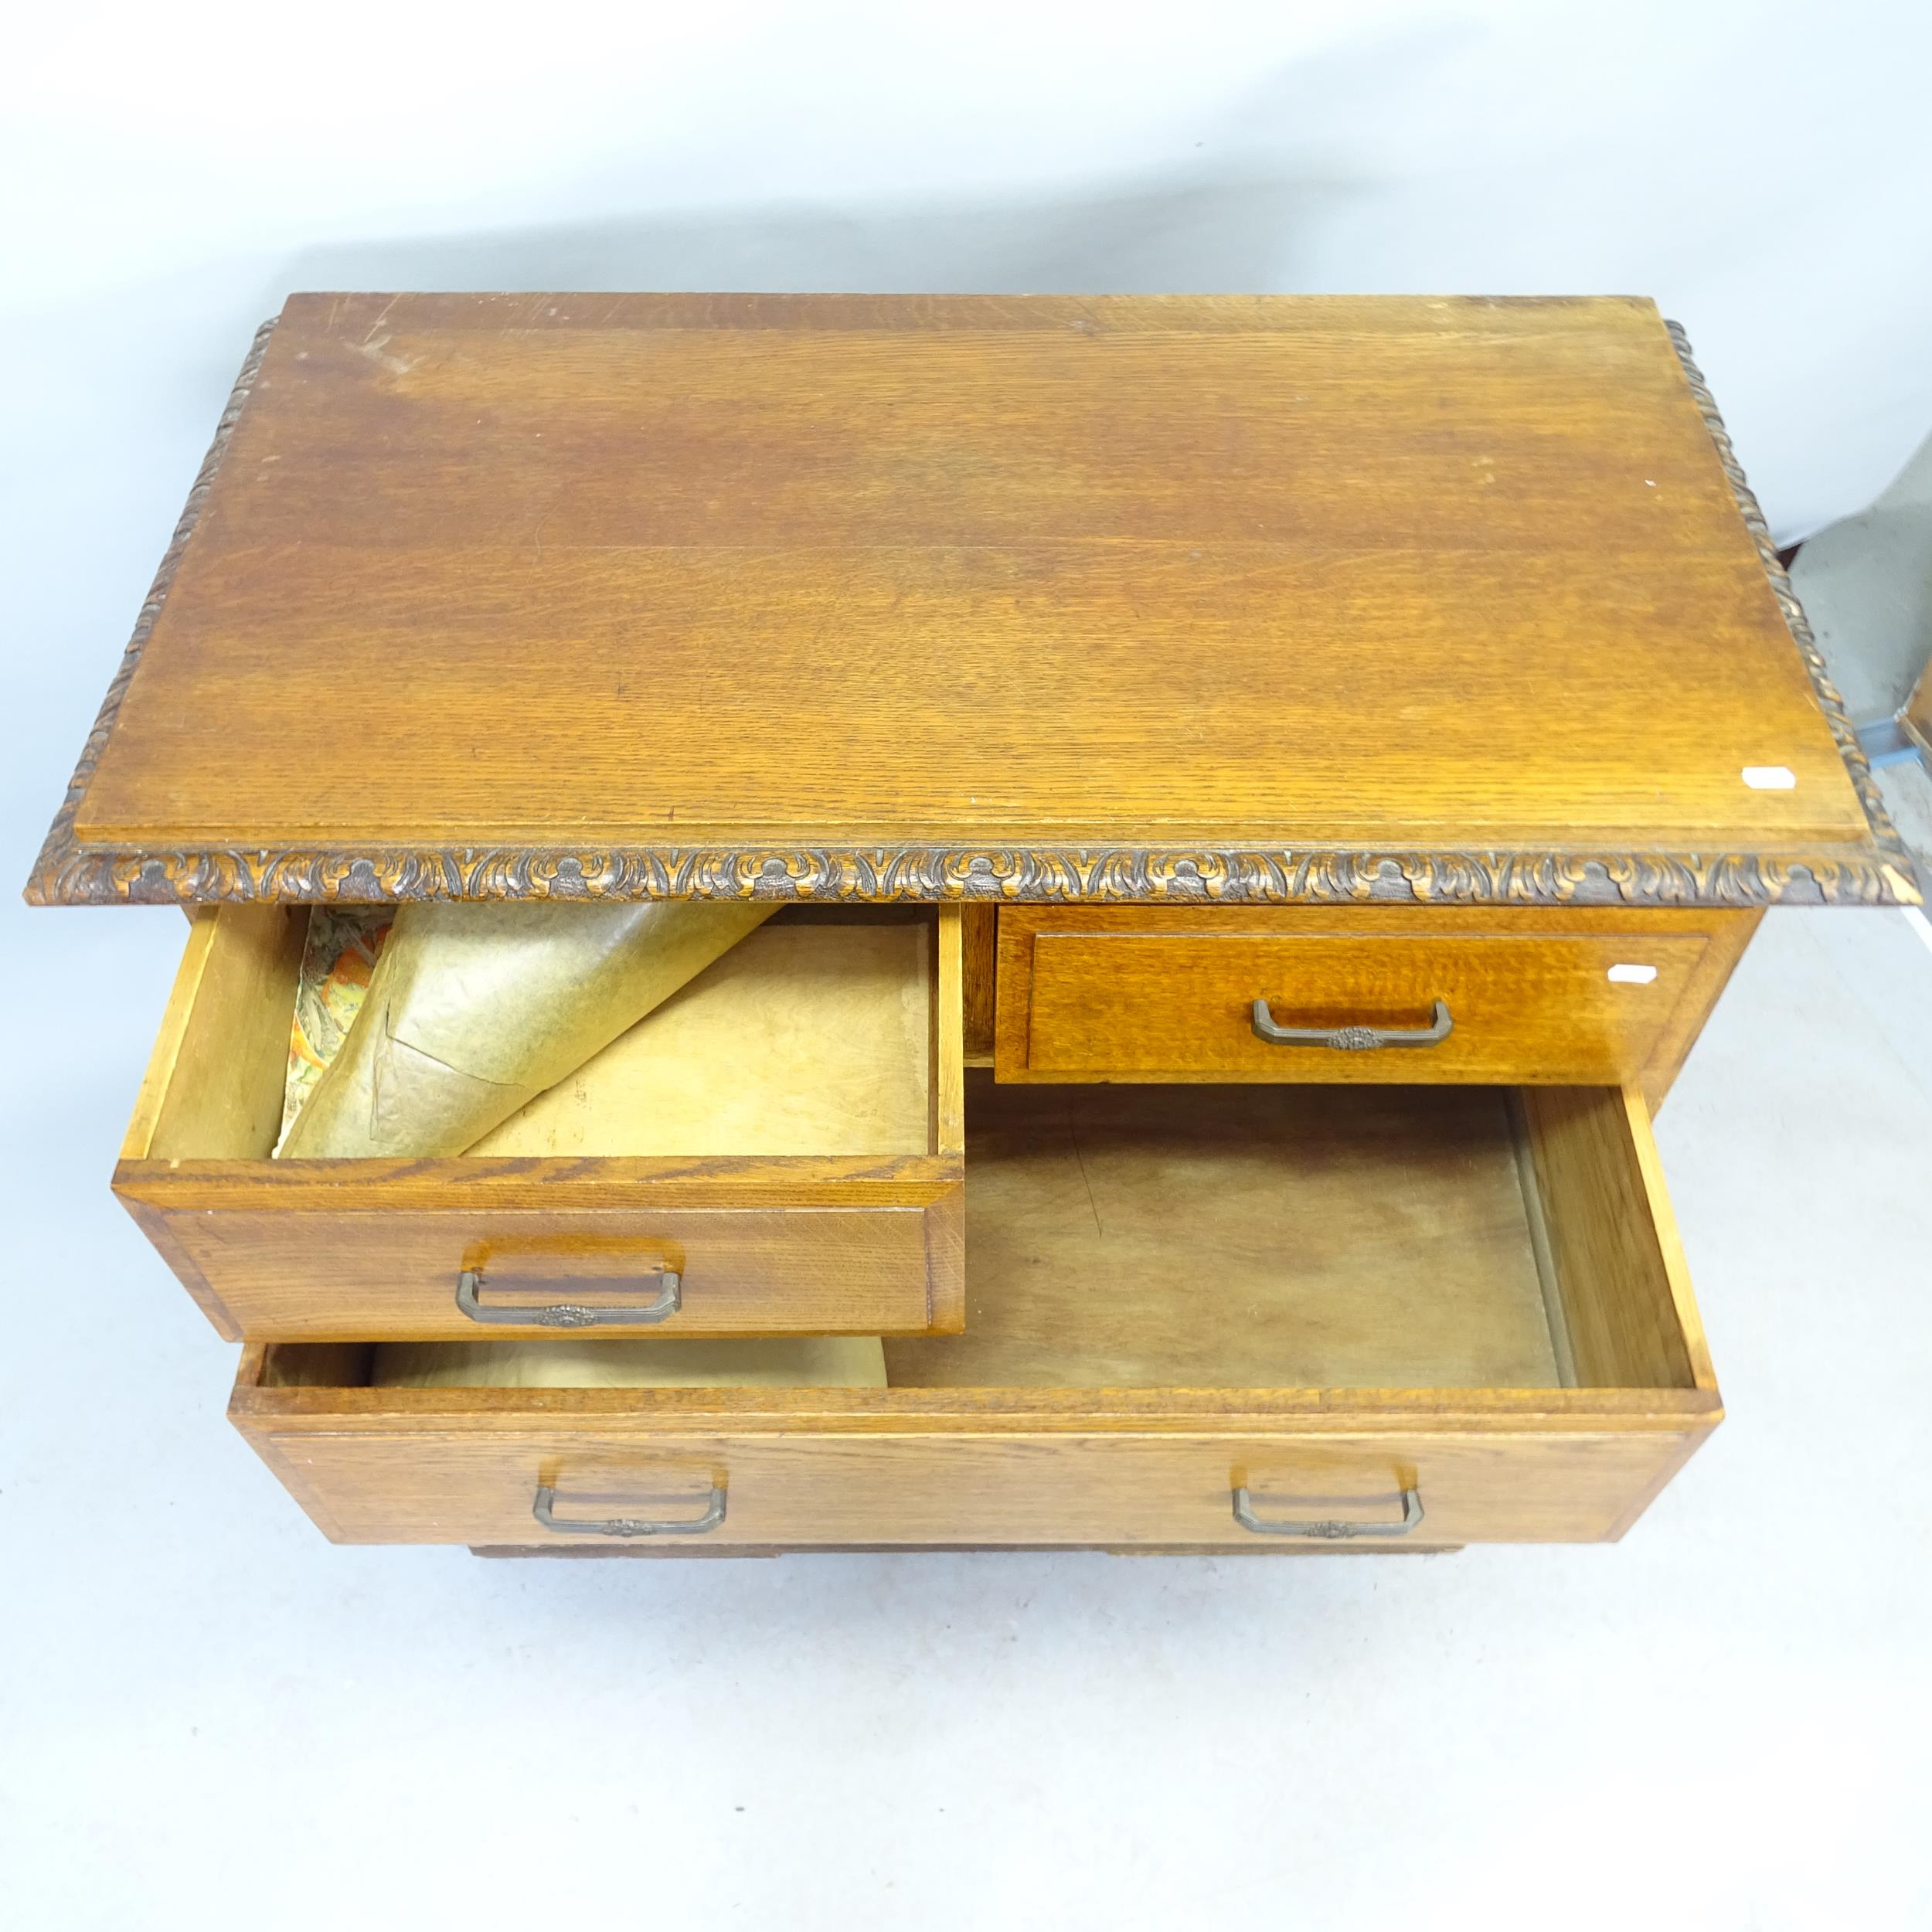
1663,320,1918,902
19,842,1925,907
22,315,1922,910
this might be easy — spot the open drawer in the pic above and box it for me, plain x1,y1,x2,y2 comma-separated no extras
231,1074,1720,1549
120,904,965,1341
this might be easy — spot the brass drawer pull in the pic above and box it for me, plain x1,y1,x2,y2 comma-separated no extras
1250,998,1453,1051
456,1266,682,1328
1232,1483,1425,1539
532,1482,726,1538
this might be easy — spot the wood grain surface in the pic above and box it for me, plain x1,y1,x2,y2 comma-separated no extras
1516,1084,1713,1393
886,1077,1560,1389
36,293,1907,910
236,1420,1711,1548
993,904,1760,1105
961,904,997,1063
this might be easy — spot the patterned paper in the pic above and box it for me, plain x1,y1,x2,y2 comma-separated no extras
277,906,392,1148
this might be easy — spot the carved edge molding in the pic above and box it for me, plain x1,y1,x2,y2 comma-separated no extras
27,839,1920,910
1665,319,1919,903
24,315,1923,912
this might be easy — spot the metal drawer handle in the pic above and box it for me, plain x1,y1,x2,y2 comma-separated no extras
1250,998,1453,1051
1233,1483,1425,1539
532,1482,726,1538
456,1266,682,1328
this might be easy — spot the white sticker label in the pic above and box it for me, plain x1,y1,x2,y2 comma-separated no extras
1742,766,1797,789
1607,963,1658,984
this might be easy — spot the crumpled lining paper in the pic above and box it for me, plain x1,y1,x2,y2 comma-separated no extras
274,899,777,1158
277,907,391,1151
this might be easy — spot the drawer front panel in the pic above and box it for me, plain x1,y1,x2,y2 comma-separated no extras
995,908,1757,1091
138,1199,959,1341
245,1424,1705,1548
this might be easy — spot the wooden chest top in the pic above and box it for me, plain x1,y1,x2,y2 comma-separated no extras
27,293,1915,908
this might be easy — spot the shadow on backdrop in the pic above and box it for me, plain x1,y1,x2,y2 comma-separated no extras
266,33,1487,299
277,168,1359,303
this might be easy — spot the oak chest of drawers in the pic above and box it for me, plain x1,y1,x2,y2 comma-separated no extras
29,293,1918,1555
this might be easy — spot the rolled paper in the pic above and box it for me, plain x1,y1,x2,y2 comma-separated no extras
277,899,777,1158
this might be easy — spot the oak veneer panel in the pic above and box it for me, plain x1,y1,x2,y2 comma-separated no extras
237,1421,1709,1548
42,293,1902,907
960,904,996,1064
118,903,966,1340
150,1203,946,1342
995,905,1760,1107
